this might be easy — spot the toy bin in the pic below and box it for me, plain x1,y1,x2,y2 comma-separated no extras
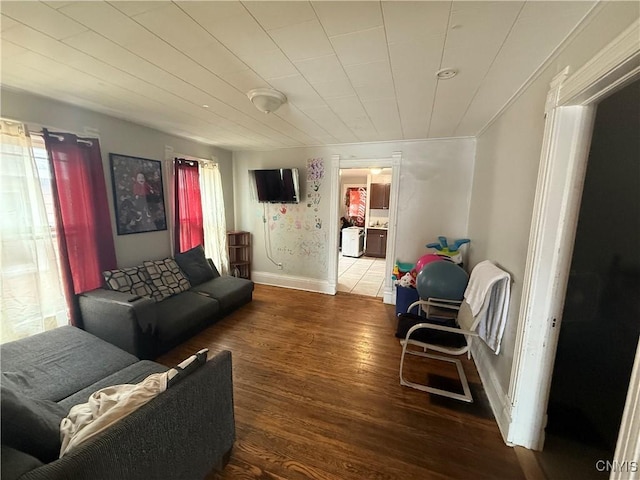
395,285,420,316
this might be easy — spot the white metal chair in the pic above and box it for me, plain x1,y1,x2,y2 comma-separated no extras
399,299,481,403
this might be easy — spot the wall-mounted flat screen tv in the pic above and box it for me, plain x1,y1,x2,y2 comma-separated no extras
251,168,300,203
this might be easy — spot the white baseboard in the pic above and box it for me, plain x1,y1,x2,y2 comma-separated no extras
384,285,397,305
252,271,335,295
471,342,513,445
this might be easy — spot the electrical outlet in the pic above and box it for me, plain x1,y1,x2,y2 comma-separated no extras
277,263,283,270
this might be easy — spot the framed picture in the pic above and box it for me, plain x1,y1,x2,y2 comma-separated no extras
109,153,167,235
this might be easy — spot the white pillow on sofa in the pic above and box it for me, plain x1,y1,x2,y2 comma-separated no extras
60,371,168,457
59,349,209,457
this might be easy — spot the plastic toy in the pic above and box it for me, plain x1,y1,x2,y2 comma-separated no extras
426,236,470,264
426,236,470,253
398,272,414,288
392,261,415,281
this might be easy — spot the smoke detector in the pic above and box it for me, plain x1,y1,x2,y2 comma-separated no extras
436,68,458,80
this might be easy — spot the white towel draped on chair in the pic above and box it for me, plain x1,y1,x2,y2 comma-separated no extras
463,260,511,354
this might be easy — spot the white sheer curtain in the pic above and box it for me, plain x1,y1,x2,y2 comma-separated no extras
0,120,68,343
199,162,229,274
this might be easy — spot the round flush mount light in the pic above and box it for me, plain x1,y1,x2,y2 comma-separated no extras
247,88,287,114
436,68,458,80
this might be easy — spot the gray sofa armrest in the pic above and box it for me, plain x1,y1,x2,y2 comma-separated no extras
21,351,235,480
78,289,158,359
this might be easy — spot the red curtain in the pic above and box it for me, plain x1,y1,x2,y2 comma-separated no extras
174,159,203,253
44,131,117,323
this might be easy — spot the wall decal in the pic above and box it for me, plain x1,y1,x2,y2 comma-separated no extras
260,157,328,276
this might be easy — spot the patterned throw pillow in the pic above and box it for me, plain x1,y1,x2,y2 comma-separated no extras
143,258,191,301
102,266,155,298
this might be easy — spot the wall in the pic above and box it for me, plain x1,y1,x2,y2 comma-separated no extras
466,2,640,411
233,138,475,282
1,88,234,267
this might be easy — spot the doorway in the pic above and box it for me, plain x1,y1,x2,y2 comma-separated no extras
506,22,640,461
327,154,401,303
338,168,391,297
537,79,640,478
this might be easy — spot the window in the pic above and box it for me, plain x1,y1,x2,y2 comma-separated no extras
174,158,229,274
0,123,68,342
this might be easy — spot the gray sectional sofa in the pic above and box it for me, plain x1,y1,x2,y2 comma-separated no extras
78,246,253,359
1,326,235,480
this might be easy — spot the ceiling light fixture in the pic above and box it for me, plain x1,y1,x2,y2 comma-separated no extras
247,88,287,114
436,68,458,80
370,168,382,175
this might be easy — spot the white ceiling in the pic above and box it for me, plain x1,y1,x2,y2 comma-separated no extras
1,1,596,151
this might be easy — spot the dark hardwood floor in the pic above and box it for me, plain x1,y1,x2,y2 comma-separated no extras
157,285,525,480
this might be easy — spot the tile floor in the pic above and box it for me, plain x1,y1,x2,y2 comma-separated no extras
337,254,386,297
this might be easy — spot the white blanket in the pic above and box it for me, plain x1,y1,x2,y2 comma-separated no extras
464,260,511,354
59,371,169,457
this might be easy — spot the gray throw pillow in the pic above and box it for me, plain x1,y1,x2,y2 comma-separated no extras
174,245,217,287
1,381,67,463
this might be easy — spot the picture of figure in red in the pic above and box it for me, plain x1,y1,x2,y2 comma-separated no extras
110,154,167,235
132,172,155,223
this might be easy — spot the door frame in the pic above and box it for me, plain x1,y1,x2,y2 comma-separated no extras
507,19,640,462
327,153,401,303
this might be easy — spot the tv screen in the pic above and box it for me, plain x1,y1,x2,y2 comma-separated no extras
251,168,300,203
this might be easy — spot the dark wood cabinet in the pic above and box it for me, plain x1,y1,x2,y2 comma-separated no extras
369,183,390,209
365,228,387,257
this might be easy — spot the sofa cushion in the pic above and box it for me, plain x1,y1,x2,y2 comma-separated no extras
1,380,66,463
102,265,155,298
0,326,139,402
190,276,254,311
174,245,217,287
155,291,219,343
1,445,44,480
58,361,169,411
143,258,191,301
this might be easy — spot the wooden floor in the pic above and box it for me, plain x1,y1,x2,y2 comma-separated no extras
157,285,525,480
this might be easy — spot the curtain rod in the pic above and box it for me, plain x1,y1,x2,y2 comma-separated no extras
36,128,94,146
174,157,218,167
